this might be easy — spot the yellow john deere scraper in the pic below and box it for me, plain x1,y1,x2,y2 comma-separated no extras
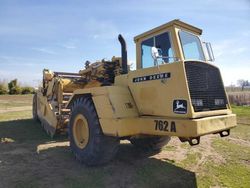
33,20,236,165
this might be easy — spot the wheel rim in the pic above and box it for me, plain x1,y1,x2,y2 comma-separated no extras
73,114,89,149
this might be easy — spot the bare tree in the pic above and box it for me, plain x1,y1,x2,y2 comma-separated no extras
237,79,249,91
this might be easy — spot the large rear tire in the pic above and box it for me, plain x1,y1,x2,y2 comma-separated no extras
69,97,119,166
130,136,171,152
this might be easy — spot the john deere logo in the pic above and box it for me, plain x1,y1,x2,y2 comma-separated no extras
173,100,187,114
133,72,171,83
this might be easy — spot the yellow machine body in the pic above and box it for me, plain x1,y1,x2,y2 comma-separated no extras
36,19,236,144
66,86,236,138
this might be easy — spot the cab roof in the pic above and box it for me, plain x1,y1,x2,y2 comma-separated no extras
134,19,202,42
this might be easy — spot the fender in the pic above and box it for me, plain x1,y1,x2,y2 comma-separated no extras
66,86,139,119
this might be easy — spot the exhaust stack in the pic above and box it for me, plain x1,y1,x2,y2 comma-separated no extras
118,34,128,74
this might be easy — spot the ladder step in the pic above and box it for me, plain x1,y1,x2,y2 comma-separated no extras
61,109,70,112
63,92,73,96
61,109,70,115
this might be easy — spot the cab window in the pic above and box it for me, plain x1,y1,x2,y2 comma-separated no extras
141,32,174,68
179,31,205,61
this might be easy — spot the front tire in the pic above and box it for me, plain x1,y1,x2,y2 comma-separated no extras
69,97,119,166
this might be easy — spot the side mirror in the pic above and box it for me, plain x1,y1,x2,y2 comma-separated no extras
151,46,160,60
203,42,215,62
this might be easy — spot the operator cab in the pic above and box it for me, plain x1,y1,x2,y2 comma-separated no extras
120,19,229,118
134,19,215,69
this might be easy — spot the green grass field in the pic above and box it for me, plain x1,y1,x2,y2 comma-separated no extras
0,95,249,188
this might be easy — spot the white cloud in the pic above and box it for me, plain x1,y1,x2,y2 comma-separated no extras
210,32,250,86
31,47,57,55
0,55,56,66
81,19,119,40
93,35,99,39
61,40,79,49
231,47,248,54
62,44,76,49
242,30,250,37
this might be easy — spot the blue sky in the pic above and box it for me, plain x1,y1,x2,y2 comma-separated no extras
0,0,249,86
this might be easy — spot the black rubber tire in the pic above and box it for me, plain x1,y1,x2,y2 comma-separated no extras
32,93,39,121
130,136,171,152
69,97,119,166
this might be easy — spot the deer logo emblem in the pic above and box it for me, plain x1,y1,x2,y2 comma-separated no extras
175,100,186,110
173,100,187,114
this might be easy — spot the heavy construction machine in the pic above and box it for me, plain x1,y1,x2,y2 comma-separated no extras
33,20,237,165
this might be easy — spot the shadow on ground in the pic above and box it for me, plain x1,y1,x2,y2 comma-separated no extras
0,119,197,188
0,118,67,143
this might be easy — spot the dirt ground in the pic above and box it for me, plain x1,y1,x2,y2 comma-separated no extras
0,95,249,188
1,120,249,188
0,119,197,188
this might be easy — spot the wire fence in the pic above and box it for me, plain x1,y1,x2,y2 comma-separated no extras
228,92,250,106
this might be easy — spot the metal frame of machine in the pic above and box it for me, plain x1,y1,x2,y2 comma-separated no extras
33,19,236,165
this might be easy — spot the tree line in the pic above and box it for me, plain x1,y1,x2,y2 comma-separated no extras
0,79,35,95
237,79,250,91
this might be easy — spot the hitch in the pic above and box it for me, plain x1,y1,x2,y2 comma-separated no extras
213,129,230,137
219,129,230,137
179,137,200,146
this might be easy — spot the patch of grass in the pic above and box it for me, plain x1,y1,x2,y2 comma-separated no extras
64,169,106,188
196,138,250,188
231,124,250,141
231,105,250,117
178,152,202,168
136,160,197,188
215,163,250,188
13,178,39,188
0,110,32,121
0,94,32,110
212,138,250,162
163,145,176,151
197,161,250,188
180,143,191,149
197,173,216,188
231,105,250,124
0,101,32,109
0,94,33,101
0,119,50,143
